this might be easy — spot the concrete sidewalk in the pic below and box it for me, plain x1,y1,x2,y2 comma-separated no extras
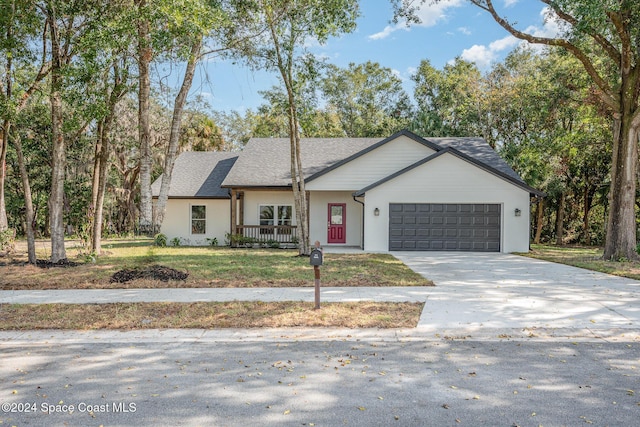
2,252,640,341
0,286,431,304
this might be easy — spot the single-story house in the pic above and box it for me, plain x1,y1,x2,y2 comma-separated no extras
152,129,543,252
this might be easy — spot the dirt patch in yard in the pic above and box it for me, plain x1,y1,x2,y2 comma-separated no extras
110,265,189,283
36,258,81,268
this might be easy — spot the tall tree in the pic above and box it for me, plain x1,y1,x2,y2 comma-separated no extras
394,0,640,259
241,0,359,255
135,0,153,236
91,60,131,255
321,61,412,137
44,0,70,262
154,37,203,232
411,58,483,139
0,0,50,261
154,0,236,232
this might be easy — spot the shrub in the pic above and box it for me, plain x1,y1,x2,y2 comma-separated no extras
170,237,181,247
206,237,218,247
154,233,168,247
224,232,253,247
0,228,16,252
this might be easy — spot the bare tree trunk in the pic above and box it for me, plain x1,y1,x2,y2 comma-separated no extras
583,183,593,246
91,63,126,255
288,105,310,255
136,0,153,236
603,118,638,260
265,8,311,256
291,107,310,255
91,121,103,212
0,126,8,230
12,133,36,263
534,197,544,244
154,37,202,232
48,6,67,262
92,119,110,255
2,1,50,233
555,192,565,246
0,0,14,232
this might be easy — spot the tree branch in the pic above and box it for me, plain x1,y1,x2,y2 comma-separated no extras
540,0,621,65
473,0,619,111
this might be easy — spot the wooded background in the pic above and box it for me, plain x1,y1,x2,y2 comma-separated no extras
0,1,636,261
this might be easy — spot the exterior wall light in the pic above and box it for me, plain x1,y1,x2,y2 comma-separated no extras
374,207,380,216
514,208,521,217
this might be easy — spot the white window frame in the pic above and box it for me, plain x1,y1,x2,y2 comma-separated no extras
190,204,206,235
259,204,293,235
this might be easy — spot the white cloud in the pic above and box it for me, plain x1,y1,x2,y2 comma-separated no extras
460,45,496,69
369,25,406,41
368,0,463,40
488,35,519,51
458,26,471,35
530,7,564,38
504,0,519,7
460,34,518,68
459,6,563,68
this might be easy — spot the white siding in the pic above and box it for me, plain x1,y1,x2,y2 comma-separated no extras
241,190,362,247
309,191,363,247
306,135,436,191
363,153,531,253
160,199,230,246
242,191,297,225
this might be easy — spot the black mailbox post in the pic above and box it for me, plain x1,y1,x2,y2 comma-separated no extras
310,242,323,309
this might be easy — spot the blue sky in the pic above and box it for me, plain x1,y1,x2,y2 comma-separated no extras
189,0,558,112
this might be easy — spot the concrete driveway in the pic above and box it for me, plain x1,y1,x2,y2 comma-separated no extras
394,252,640,337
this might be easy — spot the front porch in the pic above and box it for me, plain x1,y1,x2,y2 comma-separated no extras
229,188,363,248
230,225,299,248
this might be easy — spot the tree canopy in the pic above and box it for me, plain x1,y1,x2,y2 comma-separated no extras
0,0,633,261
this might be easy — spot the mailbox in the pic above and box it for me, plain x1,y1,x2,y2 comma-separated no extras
310,248,323,266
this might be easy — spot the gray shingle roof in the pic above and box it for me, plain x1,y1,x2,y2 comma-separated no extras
165,130,537,196
221,137,381,187
425,136,523,182
152,151,238,198
222,130,527,188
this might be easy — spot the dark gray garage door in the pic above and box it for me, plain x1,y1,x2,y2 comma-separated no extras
389,203,501,251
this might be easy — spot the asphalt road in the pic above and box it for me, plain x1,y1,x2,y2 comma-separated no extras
2,334,639,427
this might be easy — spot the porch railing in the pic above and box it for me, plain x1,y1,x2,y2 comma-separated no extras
231,225,298,247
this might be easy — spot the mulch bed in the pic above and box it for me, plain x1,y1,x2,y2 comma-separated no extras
36,258,80,268
110,265,189,283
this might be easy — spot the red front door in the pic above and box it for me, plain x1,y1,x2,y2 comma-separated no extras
328,203,346,244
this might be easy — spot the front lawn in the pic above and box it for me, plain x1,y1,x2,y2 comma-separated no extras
523,244,640,280
1,240,432,289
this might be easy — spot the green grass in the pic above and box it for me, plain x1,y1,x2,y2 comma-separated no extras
522,244,640,280
2,239,433,289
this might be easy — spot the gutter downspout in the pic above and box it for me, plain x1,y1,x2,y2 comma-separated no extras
353,194,365,249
